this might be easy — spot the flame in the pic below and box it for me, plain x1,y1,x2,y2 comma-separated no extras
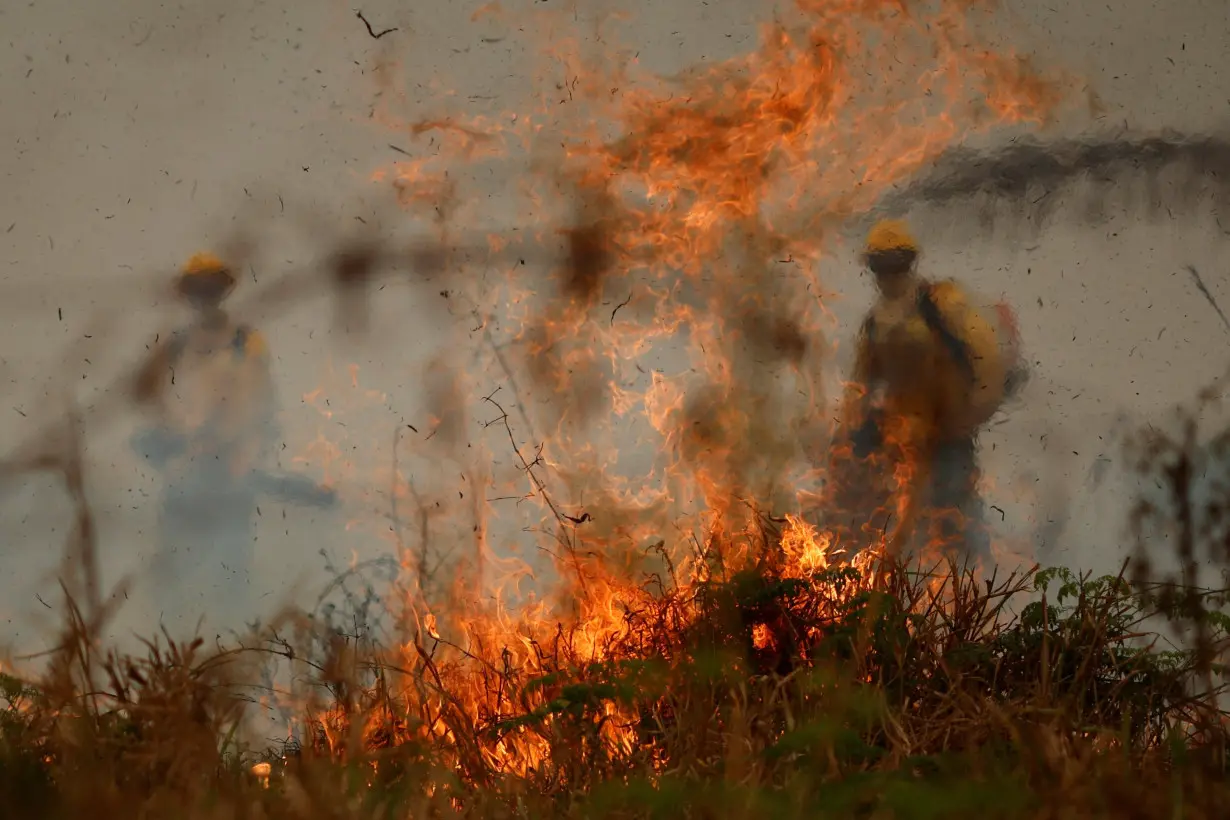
250,762,272,789
780,513,838,576
280,0,1071,779
294,357,402,532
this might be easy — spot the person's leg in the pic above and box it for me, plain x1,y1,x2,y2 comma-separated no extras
825,410,900,555
153,482,212,641
928,437,992,567
206,480,263,746
212,503,256,635
170,480,254,639
154,465,257,638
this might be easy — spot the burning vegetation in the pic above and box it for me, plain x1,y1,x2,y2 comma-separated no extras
4,0,1230,817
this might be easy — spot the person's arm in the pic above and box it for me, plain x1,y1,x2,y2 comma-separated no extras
243,329,278,429
132,331,183,408
129,332,187,466
836,317,887,461
839,317,881,428
234,327,282,470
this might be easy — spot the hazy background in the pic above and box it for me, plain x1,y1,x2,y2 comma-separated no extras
1,0,1228,659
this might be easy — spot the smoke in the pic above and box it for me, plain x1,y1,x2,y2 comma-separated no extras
873,129,1230,234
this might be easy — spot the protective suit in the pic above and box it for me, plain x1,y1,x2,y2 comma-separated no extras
832,220,1025,566
132,253,281,635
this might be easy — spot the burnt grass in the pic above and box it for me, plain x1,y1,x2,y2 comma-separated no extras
3,376,1230,819
2,533,1230,819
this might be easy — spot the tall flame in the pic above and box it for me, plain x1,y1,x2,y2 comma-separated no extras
286,0,1068,776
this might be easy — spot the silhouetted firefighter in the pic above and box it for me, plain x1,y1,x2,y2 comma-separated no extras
132,252,336,634
832,220,1026,566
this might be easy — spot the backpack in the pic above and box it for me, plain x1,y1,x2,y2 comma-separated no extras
864,280,1027,432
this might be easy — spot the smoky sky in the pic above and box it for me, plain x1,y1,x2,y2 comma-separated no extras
873,130,1230,232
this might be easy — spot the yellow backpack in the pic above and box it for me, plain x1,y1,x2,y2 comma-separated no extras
913,279,1027,435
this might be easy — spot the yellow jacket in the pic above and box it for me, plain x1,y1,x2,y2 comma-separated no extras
142,321,278,476
842,278,1009,452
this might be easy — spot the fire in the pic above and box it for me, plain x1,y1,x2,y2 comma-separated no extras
250,761,272,789
295,358,403,536
779,514,838,577
275,0,1071,779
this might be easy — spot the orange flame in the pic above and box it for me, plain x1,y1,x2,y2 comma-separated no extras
287,0,1072,776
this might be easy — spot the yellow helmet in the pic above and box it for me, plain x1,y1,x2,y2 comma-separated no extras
181,252,229,276
864,219,918,254
176,251,236,302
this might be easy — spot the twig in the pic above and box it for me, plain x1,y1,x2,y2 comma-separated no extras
356,11,397,39
481,390,590,597
393,420,435,599
478,312,541,447
610,290,632,325
1185,265,1230,334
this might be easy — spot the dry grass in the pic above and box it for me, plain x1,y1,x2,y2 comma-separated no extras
1,532,1229,819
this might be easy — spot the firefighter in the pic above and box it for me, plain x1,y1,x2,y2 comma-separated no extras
832,219,1024,566
132,251,280,635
